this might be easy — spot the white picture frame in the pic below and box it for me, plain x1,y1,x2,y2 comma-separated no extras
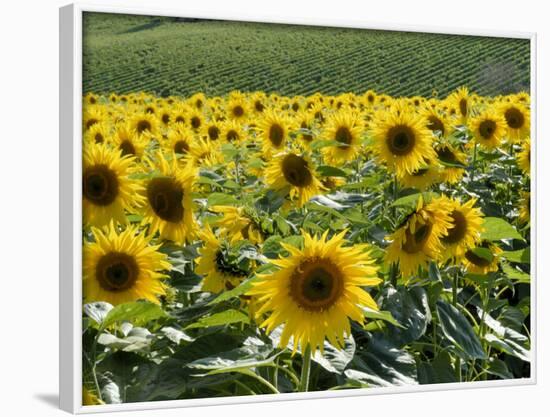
59,3,537,413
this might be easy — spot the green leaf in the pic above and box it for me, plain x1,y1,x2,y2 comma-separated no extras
362,306,404,329
312,336,355,374
391,192,439,208
185,309,250,329
501,248,530,263
309,139,339,150
436,301,486,360
469,247,494,263
502,263,530,283
417,351,457,384
381,286,431,345
209,278,256,305
102,302,168,329
83,302,113,326
207,192,238,206
346,332,418,387
317,165,347,177
481,217,524,241
486,358,514,379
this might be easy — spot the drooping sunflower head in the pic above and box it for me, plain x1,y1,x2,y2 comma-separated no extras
447,86,470,123
396,159,441,191
210,205,264,244
83,143,144,228
438,197,484,261
462,241,502,275
142,152,198,244
249,230,381,354
83,222,171,306
385,196,453,279
371,107,437,176
195,227,251,294
321,110,364,165
265,150,325,208
258,109,294,155
517,137,530,176
468,109,507,149
422,106,452,139
435,142,468,184
498,100,530,142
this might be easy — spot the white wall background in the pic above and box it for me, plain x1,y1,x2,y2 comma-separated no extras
0,0,546,415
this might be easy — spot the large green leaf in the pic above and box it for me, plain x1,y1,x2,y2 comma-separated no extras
501,248,530,264
317,165,347,177
185,309,250,330
312,336,356,374
83,302,113,326
381,286,431,346
207,192,238,206
102,302,169,329
391,192,438,208
481,217,524,241
417,351,457,384
346,332,417,387
436,301,486,359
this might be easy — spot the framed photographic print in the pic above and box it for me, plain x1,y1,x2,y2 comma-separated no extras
59,3,536,413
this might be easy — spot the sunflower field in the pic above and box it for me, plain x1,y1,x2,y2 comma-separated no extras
81,88,531,406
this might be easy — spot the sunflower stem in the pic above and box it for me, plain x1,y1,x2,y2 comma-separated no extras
452,272,458,307
471,142,478,182
299,344,312,392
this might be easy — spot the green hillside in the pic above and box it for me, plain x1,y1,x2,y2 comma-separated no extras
83,12,530,98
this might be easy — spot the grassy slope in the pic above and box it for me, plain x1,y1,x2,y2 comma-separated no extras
83,12,530,98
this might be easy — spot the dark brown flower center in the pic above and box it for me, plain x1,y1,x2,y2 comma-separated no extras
479,120,496,139
427,116,445,135
119,140,136,156
268,123,284,147
442,209,467,244
191,116,201,129
289,258,344,312
459,98,468,117
96,252,139,292
226,130,239,142
83,164,119,206
137,119,151,134
335,126,353,148
86,119,98,130
465,246,493,267
402,223,432,254
208,126,220,141
282,154,313,188
437,146,458,164
504,107,525,129
174,140,189,155
386,125,416,156
162,113,171,125
232,105,244,118
94,133,104,144
147,177,184,222
255,101,265,112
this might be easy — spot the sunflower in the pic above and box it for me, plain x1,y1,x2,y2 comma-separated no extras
171,104,188,125
189,137,224,167
498,100,530,142
517,137,530,176
422,107,452,138
166,125,194,160
202,120,222,142
250,230,380,354
221,120,246,143
447,86,470,123
435,143,467,184
83,143,144,228
84,122,111,145
385,196,453,279
518,191,530,224
462,241,502,275
210,205,264,244
396,159,441,191
129,112,159,139
142,152,198,244
371,106,436,176
84,93,99,106
258,110,294,155
265,150,325,208
321,110,364,165
158,106,172,127
226,95,249,121
296,111,316,144
83,222,170,305
83,106,106,131
188,108,206,131
468,109,507,149
112,123,146,158
195,227,249,293
438,197,484,260
190,92,207,110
